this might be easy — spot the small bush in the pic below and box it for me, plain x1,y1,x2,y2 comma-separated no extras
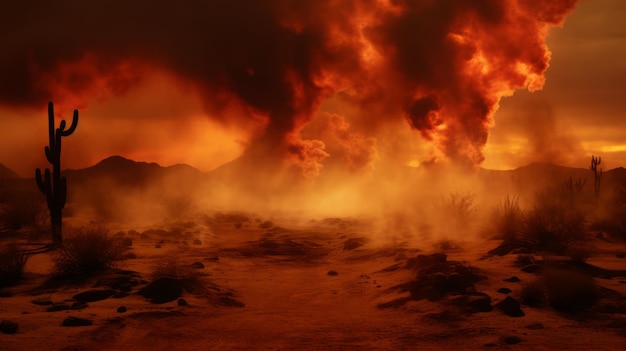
515,254,536,267
0,242,28,287
520,201,586,255
438,192,477,234
53,226,126,277
521,267,597,312
0,195,46,229
494,195,522,241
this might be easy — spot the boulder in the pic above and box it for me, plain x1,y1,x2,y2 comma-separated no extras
73,289,116,303
61,317,93,327
496,296,525,317
137,277,183,304
0,320,18,334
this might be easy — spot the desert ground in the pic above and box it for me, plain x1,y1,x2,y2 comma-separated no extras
2,206,626,350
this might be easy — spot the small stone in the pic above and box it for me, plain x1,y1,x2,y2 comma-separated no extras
327,270,338,276
73,289,116,303
193,239,202,245
46,303,70,312
0,320,18,334
521,264,542,273
496,296,525,317
178,298,188,306
117,306,127,313
468,295,493,312
70,302,88,310
31,298,53,306
497,288,512,294
616,252,625,259
504,336,522,345
503,276,520,283
61,317,93,327
204,256,219,261
191,262,205,269
155,244,162,248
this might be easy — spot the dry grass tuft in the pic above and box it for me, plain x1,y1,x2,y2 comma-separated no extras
151,259,204,293
52,225,126,277
0,242,28,287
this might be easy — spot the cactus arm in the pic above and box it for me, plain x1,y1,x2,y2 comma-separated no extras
48,102,55,148
35,168,46,193
60,110,78,136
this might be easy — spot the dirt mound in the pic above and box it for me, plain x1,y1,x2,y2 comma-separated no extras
223,234,328,261
381,253,488,310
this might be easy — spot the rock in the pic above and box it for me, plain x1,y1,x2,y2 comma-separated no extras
468,295,493,312
178,298,188,306
73,289,116,303
497,288,512,294
0,320,18,334
155,244,162,248
191,262,205,269
70,302,88,310
431,272,448,289
447,272,463,290
31,298,53,306
496,296,525,317
521,264,542,273
503,276,520,283
46,303,70,312
343,237,367,250
117,306,127,313
193,239,202,245
61,317,93,327
616,252,626,259
327,270,338,276
137,277,183,304
504,336,522,345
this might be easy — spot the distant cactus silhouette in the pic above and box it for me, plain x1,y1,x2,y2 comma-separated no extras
590,155,602,199
35,102,78,245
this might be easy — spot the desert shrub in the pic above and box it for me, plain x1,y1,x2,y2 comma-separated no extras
151,259,203,292
0,242,28,287
0,195,46,229
514,254,536,267
437,192,477,234
52,226,126,277
493,195,523,241
521,267,597,312
520,200,586,255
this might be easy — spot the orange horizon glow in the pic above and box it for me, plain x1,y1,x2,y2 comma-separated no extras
1,0,625,178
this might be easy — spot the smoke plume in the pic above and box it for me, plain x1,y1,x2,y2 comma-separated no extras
0,0,578,173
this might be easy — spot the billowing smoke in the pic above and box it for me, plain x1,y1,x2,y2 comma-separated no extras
0,0,578,174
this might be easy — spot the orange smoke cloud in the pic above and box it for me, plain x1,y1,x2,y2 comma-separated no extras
0,0,579,174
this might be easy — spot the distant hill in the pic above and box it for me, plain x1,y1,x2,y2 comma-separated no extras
64,155,205,187
0,163,22,180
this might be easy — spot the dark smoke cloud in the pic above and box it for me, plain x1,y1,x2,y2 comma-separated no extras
0,0,578,172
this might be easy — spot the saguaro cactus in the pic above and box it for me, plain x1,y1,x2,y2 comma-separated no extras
35,102,78,245
590,155,602,199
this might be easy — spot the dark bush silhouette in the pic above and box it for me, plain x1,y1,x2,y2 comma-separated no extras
52,226,125,277
0,242,28,287
521,267,598,312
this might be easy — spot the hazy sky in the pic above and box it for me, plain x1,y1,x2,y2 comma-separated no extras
484,0,626,170
1,0,624,177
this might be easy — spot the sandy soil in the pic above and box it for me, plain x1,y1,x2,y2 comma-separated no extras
1,214,626,351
